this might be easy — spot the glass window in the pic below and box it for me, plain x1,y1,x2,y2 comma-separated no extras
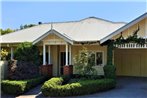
96,52,103,65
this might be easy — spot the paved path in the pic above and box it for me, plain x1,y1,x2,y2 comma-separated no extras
2,77,147,98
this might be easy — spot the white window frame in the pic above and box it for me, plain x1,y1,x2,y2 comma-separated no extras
94,51,104,66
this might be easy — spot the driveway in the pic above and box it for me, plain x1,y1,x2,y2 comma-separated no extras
1,77,147,98
74,77,147,98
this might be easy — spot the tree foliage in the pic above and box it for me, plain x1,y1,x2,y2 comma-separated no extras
0,28,14,35
14,42,41,66
0,48,8,60
20,24,36,29
74,47,97,75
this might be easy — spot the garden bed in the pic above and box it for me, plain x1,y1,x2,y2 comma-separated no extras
1,76,47,95
41,75,116,97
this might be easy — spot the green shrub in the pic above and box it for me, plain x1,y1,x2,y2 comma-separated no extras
14,42,41,66
41,77,116,97
74,47,97,75
1,76,47,95
104,65,116,79
1,80,26,95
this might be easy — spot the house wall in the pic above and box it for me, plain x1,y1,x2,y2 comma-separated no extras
0,61,8,80
112,18,147,39
50,45,107,76
38,33,107,76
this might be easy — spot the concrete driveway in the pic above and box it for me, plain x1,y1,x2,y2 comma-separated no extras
2,77,147,98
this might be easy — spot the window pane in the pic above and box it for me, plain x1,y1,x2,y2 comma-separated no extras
96,52,103,65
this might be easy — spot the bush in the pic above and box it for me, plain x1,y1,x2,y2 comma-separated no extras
72,74,104,80
74,47,97,75
8,42,41,80
0,48,8,60
1,76,47,95
8,60,39,80
104,65,116,79
14,42,41,66
41,77,116,97
61,74,103,84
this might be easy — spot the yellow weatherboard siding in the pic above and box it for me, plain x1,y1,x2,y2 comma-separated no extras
59,45,107,76
39,33,107,76
112,18,146,39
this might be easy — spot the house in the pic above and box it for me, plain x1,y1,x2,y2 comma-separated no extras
1,13,147,77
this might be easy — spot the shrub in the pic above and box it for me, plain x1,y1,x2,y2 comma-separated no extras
8,42,41,80
41,77,116,97
0,48,8,60
104,65,116,79
8,60,39,80
74,47,97,75
14,42,41,66
1,76,47,95
72,74,103,79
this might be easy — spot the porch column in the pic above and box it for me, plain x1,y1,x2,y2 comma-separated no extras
40,44,52,77
63,43,73,76
48,45,51,64
43,43,46,65
69,45,72,65
65,43,68,65
10,47,13,60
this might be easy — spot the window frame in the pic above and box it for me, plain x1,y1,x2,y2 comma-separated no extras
95,51,104,66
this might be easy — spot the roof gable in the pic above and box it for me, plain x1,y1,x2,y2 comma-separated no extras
100,12,147,44
32,29,73,45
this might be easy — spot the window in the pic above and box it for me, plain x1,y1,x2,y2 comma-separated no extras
95,52,103,66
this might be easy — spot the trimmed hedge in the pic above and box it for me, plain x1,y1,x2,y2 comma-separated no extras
1,76,47,95
41,77,116,97
104,65,116,79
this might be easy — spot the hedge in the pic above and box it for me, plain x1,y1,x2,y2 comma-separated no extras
1,76,47,95
104,64,116,79
41,77,116,97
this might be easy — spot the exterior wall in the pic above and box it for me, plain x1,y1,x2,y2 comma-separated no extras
112,18,147,39
0,61,8,80
59,45,107,75
38,33,107,76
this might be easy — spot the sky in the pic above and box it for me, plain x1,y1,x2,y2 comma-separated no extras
1,0,147,30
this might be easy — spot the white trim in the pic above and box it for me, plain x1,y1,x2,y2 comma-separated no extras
69,45,72,65
32,29,74,45
114,43,147,49
43,43,46,65
65,43,69,65
10,47,14,60
48,45,51,64
100,13,147,44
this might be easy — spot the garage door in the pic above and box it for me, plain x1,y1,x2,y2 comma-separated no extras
114,49,147,77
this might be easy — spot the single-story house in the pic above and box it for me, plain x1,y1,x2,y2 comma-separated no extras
1,13,147,77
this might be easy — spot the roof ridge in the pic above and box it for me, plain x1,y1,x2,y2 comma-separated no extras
43,16,126,25
80,16,127,24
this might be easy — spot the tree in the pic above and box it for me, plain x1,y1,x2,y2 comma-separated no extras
0,28,14,35
14,42,41,66
8,42,41,80
74,47,97,75
20,24,36,29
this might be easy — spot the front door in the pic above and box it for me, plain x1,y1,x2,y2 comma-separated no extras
60,52,69,75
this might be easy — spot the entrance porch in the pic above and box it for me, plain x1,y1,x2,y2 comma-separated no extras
40,43,73,76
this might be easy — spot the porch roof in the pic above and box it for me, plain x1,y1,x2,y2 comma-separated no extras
1,17,125,44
